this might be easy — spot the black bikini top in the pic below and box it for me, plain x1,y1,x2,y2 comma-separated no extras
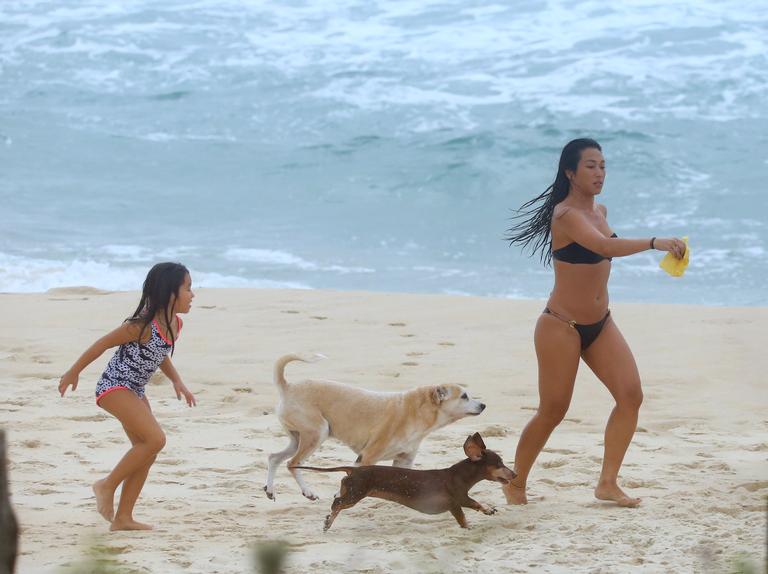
552,233,617,264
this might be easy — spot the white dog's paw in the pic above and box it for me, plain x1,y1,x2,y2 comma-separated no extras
302,489,320,501
263,485,276,501
480,503,496,515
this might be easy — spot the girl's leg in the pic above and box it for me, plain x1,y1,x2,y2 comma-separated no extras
581,319,643,507
504,313,581,504
95,390,166,527
110,397,159,530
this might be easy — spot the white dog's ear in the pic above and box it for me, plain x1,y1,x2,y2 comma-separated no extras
432,385,449,404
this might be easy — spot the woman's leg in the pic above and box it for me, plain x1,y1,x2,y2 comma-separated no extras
581,318,643,507
504,313,581,504
95,390,166,528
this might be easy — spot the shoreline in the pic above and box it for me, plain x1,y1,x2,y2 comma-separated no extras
4,284,766,309
2,288,765,573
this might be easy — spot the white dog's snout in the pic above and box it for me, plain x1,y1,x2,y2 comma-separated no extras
468,399,486,414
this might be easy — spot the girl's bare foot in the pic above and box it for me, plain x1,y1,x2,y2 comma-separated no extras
92,479,115,522
503,480,528,505
594,481,640,507
110,518,154,531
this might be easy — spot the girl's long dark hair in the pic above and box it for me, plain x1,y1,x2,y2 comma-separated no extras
506,138,602,265
127,262,189,355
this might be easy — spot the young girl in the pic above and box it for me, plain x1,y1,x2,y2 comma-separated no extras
58,262,196,530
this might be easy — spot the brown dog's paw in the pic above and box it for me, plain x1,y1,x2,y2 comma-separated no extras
480,503,497,515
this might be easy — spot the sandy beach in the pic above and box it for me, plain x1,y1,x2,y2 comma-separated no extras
1,287,766,573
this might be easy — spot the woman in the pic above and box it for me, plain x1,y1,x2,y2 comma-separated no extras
504,138,685,507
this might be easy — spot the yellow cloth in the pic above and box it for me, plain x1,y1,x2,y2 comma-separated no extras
659,236,690,277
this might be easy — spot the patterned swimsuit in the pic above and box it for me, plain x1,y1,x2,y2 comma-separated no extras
95,317,181,404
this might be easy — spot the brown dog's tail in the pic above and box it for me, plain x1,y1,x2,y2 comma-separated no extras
273,353,326,392
289,465,354,474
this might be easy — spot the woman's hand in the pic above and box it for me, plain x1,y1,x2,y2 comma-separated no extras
173,380,196,407
654,237,686,259
58,371,79,396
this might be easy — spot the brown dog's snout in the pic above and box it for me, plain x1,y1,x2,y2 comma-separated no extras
493,467,517,484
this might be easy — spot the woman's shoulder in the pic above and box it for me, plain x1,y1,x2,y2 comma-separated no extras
552,202,573,219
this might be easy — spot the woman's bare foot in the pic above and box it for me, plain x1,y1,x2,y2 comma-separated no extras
110,518,154,531
503,480,528,505
594,481,640,507
92,479,115,522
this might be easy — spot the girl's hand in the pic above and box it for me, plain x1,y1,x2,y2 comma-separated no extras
58,371,79,396
654,237,686,259
173,381,196,407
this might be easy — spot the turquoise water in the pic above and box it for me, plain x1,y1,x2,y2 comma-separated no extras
1,1,766,305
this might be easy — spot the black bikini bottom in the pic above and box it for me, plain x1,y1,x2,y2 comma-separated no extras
543,308,611,351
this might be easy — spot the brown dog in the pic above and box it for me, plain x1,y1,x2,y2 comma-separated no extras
265,354,486,501
294,432,515,529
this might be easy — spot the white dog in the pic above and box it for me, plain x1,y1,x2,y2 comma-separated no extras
264,353,486,500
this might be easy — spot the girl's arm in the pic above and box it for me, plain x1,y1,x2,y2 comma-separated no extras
159,356,196,407
557,208,686,259
58,322,141,396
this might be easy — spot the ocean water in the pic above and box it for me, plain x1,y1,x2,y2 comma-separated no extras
1,0,766,305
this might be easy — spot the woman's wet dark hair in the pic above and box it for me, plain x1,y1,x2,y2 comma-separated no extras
506,138,602,265
126,262,189,355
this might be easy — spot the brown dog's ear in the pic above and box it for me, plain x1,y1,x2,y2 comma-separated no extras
463,434,483,461
471,432,486,451
432,386,449,404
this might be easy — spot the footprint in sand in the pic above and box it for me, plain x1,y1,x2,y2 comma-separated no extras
543,448,578,455
311,316,328,320
708,506,741,517
737,481,768,492
68,415,109,422
21,372,58,380
541,459,568,469
480,425,508,437
281,310,300,314
438,341,455,347
21,440,43,449
623,479,663,488
400,334,416,338
31,488,59,495
406,351,425,357
198,305,216,309
388,322,406,327
401,361,418,367
233,387,252,393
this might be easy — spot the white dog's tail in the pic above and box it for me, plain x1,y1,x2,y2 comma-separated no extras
273,353,326,392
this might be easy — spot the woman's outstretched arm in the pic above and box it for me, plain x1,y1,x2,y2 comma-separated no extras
557,208,686,259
